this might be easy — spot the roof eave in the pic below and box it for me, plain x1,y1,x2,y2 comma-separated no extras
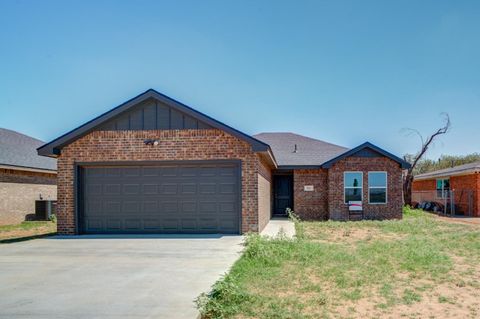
414,169,480,180
0,164,57,174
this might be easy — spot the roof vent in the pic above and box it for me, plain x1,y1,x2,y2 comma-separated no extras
293,144,298,153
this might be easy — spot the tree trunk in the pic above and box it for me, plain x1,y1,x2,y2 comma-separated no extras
403,173,413,206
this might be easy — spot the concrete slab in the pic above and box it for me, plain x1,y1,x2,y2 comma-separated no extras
0,235,244,319
261,217,296,239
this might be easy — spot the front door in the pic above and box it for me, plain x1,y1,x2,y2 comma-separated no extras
273,175,293,216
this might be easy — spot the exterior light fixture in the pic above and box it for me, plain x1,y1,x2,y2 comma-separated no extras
144,139,159,146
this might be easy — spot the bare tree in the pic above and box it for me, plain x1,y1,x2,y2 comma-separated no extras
402,113,451,205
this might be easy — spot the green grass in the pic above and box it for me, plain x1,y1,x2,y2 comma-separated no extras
0,221,56,242
197,207,480,319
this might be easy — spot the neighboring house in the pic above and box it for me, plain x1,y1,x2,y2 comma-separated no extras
38,89,410,235
0,128,57,225
413,162,480,216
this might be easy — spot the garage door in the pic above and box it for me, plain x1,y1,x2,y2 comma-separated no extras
79,162,240,234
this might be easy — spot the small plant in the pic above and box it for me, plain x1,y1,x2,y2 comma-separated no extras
402,289,421,305
286,208,304,239
286,208,301,222
195,273,252,318
49,214,57,223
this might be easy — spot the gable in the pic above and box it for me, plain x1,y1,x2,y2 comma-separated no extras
350,147,383,158
321,142,411,169
98,98,213,131
37,89,271,157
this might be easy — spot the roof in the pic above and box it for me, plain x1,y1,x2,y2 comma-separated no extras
253,132,348,168
321,142,411,169
414,161,480,180
38,89,271,157
0,128,56,171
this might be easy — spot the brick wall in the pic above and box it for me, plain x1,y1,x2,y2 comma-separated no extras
328,156,403,220
413,174,479,217
257,155,272,232
412,179,435,191
451,174,479,216
0,168,56,185
0,182,57,225
293,169,329,220
57,129,265,235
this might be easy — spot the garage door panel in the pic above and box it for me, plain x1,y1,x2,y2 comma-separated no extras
181,183,196,194
86,218,103,231
162,201,178,214
161,167,178,177
219,183,236,194
123,184,140,194
106,219,122,230
143,201,158,213
104,201,121,213
105,168,121,177
198,218,218,230
81,163,240,234
161,184,177,194
142,167,159,176
123,167,141,176
163,218,179,231
124,219,141,230
142,184,158,194
199,183,216,194
144,219,160,230
104,184,121,195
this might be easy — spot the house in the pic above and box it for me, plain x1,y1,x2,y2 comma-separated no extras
37,89,410,235
413,162,480,216
0,128,57,225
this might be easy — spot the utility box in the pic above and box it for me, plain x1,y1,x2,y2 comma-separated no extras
35,200,57,220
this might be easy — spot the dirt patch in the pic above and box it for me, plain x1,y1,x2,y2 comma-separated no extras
435,215,480,226
307,226,404,244
0,223,56,241
332,280,480,319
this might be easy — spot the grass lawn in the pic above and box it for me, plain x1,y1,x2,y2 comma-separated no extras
197,208,480,319
0,221,57,242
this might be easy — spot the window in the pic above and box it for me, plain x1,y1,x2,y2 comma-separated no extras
344,172,363,203
436,179,450,198
368,172,387,204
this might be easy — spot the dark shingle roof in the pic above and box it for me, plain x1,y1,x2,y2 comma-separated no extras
415,161,480,180
253,132,348,167
0,128,56,171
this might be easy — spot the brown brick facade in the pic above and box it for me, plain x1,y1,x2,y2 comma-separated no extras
293,169,329,220
328,157,403,220
413,173,480,217
0,169,57,225
56,129,266,235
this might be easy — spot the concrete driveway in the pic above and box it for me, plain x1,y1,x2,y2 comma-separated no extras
0,235,244,319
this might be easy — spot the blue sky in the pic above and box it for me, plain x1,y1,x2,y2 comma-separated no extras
1,0,479,159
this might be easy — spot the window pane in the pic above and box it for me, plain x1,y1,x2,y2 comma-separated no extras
443,179,450,190
436,179,443,190
370,188,386,203
345,188,362,202
344,172,362,188
368,172,386,187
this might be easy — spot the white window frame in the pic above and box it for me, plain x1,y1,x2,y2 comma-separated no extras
344,171,363,204
436,178,450,199
368,171,388,204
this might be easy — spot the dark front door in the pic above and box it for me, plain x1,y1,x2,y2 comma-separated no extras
79,162,241,234
273,175,293,216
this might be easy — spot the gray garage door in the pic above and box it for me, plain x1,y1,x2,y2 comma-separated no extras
80,163,240,234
